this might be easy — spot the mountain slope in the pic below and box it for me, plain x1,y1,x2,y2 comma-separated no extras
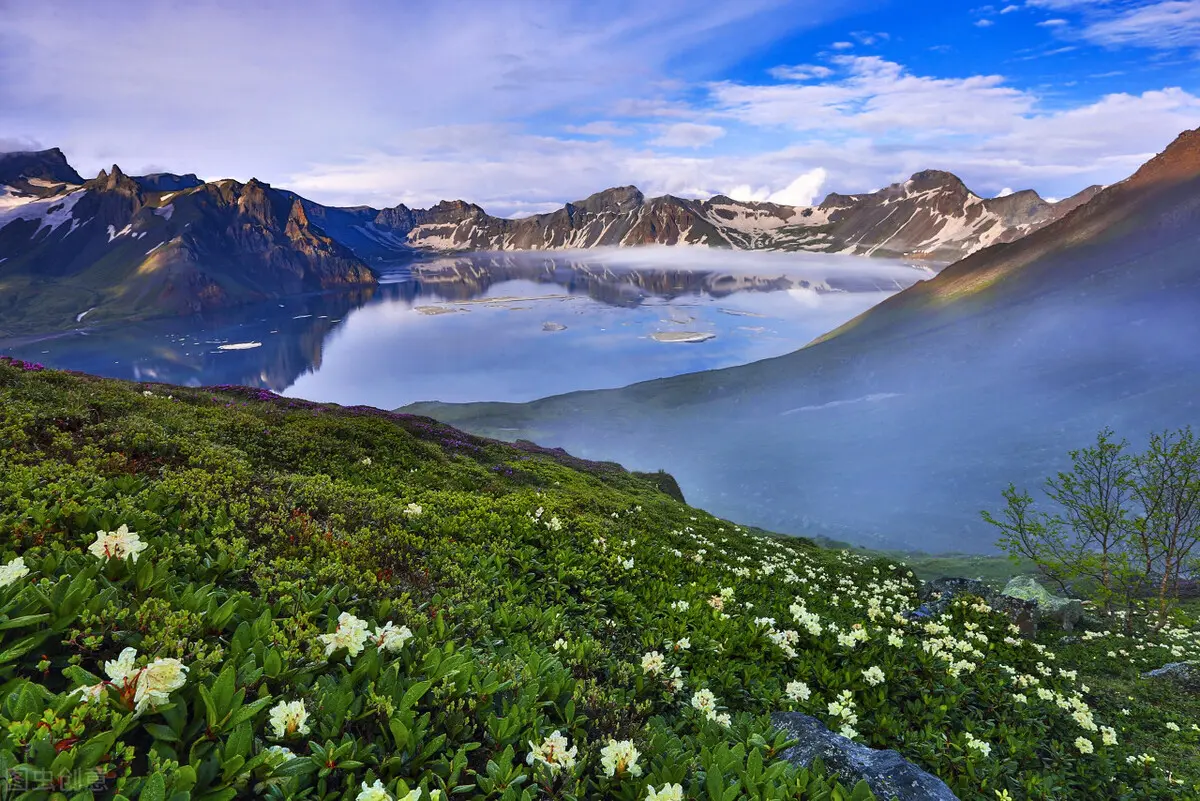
404,128,1200,553
0,160,375,335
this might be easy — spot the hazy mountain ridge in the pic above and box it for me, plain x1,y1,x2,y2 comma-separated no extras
402,127,1200,553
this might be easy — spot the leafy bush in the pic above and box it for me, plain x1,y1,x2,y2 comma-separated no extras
0,358,1196,799
985,427,1200,625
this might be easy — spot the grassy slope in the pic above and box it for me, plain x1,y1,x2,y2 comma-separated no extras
0,359,1196,800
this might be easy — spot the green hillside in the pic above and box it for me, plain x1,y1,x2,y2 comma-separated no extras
0,358,1195,799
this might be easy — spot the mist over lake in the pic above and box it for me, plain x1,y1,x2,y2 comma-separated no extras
0,249,933,408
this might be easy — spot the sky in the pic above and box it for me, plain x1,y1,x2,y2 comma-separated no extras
1,0,1198,217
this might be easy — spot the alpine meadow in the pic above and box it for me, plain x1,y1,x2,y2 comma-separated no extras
1,2,1198,800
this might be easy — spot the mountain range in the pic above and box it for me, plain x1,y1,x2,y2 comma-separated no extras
0,147,1096,335
403,127,1200,553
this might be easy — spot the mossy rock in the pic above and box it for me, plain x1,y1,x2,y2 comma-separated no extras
632,469,686,503
1003,576,1084,631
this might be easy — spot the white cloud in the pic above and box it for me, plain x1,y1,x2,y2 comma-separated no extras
1082,1,1200,48
768,64,836,80
649,123,727,148
0,0,843,184
564,121,635,136
996,187,1014,196
726,167,829,206
711,56,1036,135
1001,4,1021,12
831,41,855,49
1027,0,1200,49
705,57,1200,197
976,18,996,26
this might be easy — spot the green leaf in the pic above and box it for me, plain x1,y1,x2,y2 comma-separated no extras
140,773,166,801
400,679,432,711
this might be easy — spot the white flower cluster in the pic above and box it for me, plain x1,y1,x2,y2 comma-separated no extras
73,647,187,715
826,690,859,740
319,612,413,661
0,556,30,588
526,730,578,774
599,739,642,777
268,699,310,738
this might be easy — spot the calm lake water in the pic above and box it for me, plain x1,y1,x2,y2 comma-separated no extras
2,249,934,408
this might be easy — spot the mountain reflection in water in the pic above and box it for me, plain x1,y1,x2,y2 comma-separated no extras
0,251,932,407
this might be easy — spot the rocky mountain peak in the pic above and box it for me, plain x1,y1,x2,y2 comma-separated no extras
570,185,645,215
907,169,970,195
0,147,85,186
1122,126,1200,189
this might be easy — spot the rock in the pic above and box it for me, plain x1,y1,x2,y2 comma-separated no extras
542,322,567,332
772,712,959,801
1002,576,1084,631
907,577,1039,638
1142,661,1199,693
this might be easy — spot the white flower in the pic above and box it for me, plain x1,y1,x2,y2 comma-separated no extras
599,739,642,777
714,712,732,727
646,783,684,801
553,638,568,651
887,631,904,648
133,658,188,713
319,612,371,658
691,688,717,715
143,390,154,397
373,622,413,652
965,733,991,757
1074,736,1094,754
862,666,886,686
360,457,372,466
546,516,563,531
0,556,30,588
104,647,139,683
1166,721,1181,732
268,699,310,738
71,682,108,703
667,666,684,693
641,651,665,675
1101,726,1118,746
785,681,811,702
672,638,690,651
526,730,577,774
403,503,423,517
88,525,148,562
671,600,690,612
620,557,634,570
357,780,392,801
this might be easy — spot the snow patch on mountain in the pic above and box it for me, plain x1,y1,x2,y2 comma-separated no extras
0,187,87,235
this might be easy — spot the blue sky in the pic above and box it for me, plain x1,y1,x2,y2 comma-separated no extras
1,0,1198,216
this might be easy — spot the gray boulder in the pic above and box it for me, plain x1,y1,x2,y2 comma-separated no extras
772,712,959,801
1002,576,1084,631
1142,661,1199,693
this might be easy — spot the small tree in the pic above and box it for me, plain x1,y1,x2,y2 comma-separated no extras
984,427,1200,626
983,484,1076,595
1129,427,1200,625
